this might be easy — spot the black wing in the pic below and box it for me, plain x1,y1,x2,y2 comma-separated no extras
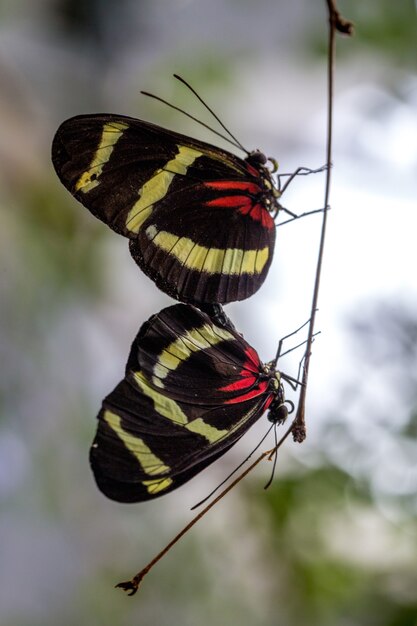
90,304,274,502
52,114,276,303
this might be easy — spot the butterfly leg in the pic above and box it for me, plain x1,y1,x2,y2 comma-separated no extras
277,164,329,194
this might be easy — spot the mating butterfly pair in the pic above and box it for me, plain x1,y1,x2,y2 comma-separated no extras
52,92,290,501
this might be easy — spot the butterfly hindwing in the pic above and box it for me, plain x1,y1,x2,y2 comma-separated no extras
90,304,278,502
129,183,275,303
52,114,277,304
91,375,266,502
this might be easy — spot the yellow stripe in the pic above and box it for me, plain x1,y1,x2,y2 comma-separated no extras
152,323,234,388
133,371,188,425
142,477,174,495
185,418,228,442
223,247,244,273
75,122,128,193
126,145,202,233
145,227,269,275
133,371,228,443
103,409,171,479
183,241,210,269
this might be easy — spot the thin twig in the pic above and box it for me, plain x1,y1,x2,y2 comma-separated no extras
117,421,295,596
290,0,353,443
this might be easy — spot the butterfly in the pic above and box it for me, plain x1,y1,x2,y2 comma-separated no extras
52,104,282,304
90,303,290,502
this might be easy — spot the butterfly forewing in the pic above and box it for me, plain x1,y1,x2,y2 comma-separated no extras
90,304,279,502
52,114,277,304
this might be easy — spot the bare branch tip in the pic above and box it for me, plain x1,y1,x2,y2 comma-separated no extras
292,424,307,443
328,2,354,36
116,577,142,597
335,14,354,36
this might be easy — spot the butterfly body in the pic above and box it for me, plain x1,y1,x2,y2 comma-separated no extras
52,114,280,304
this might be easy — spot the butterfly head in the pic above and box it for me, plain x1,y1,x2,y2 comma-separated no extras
246,150,282,214
247,150,278,174
267,383,292,425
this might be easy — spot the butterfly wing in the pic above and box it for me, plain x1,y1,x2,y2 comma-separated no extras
52,114,275,303
90,304,273,502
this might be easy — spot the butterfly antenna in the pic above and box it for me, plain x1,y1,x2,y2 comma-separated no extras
173,74,249,155
191,422,275,510
141,90,245,153
263,424,279,490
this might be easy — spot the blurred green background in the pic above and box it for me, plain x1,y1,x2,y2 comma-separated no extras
1,1,417,624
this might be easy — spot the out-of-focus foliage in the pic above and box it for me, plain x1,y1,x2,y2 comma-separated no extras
311,0,417,67
242,300,417,626
248,466,417,626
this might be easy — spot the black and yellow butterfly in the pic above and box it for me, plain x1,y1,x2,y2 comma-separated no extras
90,303,290,502
52,111,282,304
